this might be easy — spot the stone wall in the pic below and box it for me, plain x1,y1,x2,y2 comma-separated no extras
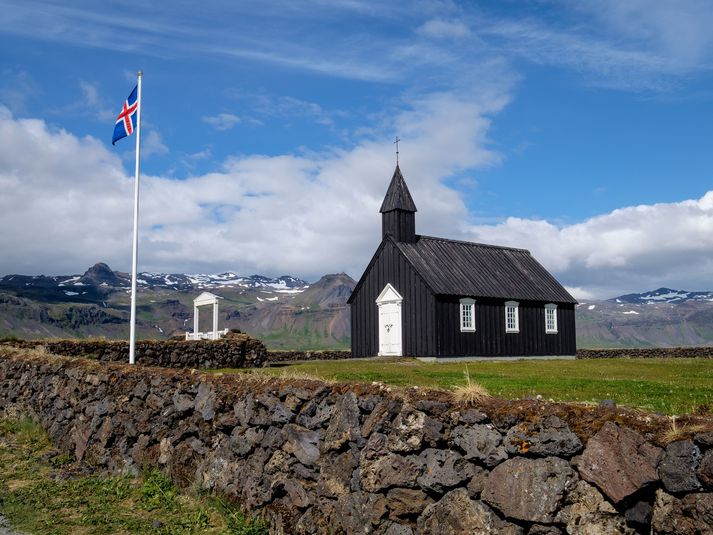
0,335,266,369
0,349,711,534
577,347,713,359
267,347,713,362
266,350,353,364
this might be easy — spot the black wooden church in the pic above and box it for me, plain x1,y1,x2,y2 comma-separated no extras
348,165,577,358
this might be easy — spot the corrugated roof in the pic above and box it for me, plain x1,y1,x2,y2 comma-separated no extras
395,235,577,303
379,165,417,213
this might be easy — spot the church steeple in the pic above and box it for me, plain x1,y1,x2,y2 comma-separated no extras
380,165,417,243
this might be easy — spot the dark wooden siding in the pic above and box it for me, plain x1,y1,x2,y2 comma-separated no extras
382,210,416,243
350,240,436,357
435,297,576,356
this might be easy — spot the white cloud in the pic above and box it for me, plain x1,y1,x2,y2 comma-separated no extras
202,113,241,131
78,80,114,122
0,70,37,114
2,98,713,297
0,92,504,280
142,129,169,157
472,0,713,91
418,18,472,39
466,192,713,298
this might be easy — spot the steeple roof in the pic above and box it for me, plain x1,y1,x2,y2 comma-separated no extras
379,165,417,213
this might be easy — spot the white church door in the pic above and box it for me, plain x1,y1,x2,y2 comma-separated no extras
376,284,403,356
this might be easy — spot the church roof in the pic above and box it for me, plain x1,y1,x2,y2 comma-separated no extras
394,235,577,303
379,165,417,213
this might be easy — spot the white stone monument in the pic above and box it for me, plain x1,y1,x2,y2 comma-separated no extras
185,292,229,340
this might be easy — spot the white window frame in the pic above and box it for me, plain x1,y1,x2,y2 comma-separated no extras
460,298,476,332
505,301,520,333
545,303,558,334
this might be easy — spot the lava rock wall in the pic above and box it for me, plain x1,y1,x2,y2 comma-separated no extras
577,347,713,359
0,350,711,534
0,335,266,369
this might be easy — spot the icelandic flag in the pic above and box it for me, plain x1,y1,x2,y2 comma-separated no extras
112,85,139,145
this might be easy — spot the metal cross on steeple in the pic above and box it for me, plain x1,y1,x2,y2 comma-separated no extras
394,136,400,165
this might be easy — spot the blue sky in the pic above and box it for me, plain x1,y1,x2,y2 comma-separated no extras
2,0,713,298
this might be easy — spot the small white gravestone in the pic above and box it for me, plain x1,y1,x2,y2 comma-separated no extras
185,292,229,340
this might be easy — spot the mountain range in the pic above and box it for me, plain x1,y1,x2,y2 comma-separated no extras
2,263,713,349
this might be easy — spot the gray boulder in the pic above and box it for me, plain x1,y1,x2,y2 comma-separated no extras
698,449,713,489
416,448,474,493
451,424,508,467
659,440,701,493
504,415,582,457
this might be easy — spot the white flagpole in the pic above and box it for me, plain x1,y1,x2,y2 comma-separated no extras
129,70,143,365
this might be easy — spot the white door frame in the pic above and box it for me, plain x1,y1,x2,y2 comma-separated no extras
376,283,403,356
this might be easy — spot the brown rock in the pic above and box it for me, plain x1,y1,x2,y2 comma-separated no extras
72,423,91,462
466,465,489,497
271,479,312,509
482,456,577,523
528,526,562,535
360,453,420,492
417,489,522,535
323,391,361,451
388,406,428,452
387,488,434,519
317,448,358,497
334,491,388,533
650,490,713,534
577,422,662,503
564,481,634,535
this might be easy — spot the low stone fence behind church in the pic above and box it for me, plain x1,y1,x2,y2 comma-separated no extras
265,350,353,364
0,335,266,369
577,347,713,359
0,348,711,534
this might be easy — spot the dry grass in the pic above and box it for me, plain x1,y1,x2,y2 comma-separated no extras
660,416,712,444
452,364,490,406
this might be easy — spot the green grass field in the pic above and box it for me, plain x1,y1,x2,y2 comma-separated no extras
252,357,713,415
0,417,268,535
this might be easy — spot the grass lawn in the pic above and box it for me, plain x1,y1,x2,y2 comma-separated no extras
250,357,713,415
0,417,268,535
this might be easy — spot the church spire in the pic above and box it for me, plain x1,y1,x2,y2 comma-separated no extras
380,165,417,214
380,165,417,243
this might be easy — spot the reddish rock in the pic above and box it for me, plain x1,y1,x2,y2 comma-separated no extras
577,422,662,503
482,456,577,523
